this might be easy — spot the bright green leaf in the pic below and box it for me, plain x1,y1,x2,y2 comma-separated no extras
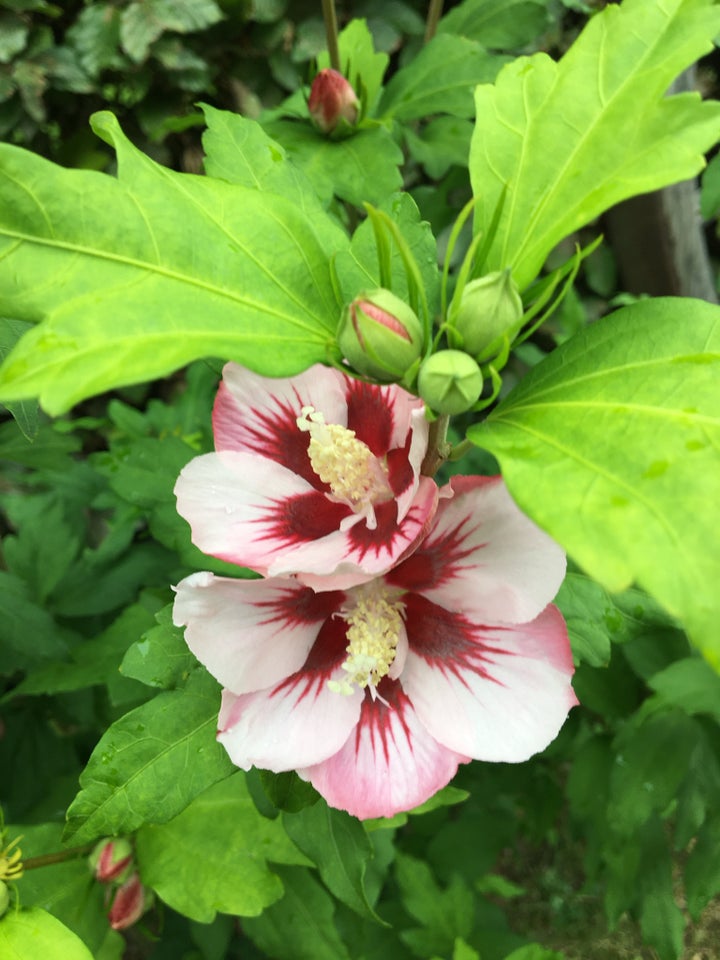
13,822,110,956
0,908,94,960
318,19,389,115
63,668,233,844
136,773,309,922
0,111,345,414
468,298,720,666
379,34,506,120
470,0,720,288
334,192,439,314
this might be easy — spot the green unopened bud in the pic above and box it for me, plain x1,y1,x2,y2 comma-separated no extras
0,881,9,918
452,269,523,361
339,289,423,383
417,350,483,415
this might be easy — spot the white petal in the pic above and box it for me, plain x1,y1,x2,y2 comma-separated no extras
401,602,577,762
217,664,363,771
389,475,566,624
299,681,467,819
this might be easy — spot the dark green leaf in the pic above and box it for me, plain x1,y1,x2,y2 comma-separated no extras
136,773,309,922
283,804,384,923
121,603,198,690
242,865,352,960
439,0,550,48
63,668,233,844
379,34,506,120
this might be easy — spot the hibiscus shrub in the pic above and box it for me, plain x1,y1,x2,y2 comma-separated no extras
1,1,720,959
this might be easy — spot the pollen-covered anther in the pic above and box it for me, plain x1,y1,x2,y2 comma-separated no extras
328,584,405,698
296,406,393,511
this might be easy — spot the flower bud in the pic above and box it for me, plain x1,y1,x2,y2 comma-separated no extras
451,270,523,361
417,350,483,415
339,289,423,382
108,872,146,931
0,881,9,919
89,838,134,884
308,69,359,134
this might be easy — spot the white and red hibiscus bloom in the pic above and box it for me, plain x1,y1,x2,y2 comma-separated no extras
174,363,438,590
173,476,577,820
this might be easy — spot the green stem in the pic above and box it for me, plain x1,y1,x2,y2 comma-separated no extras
22,843,96,872
424,0,444,43
421,414,451,477
321,0,341,71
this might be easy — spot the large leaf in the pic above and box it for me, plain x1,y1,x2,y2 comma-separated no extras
63,668,233,844
136,773,309,922
469,0,720,288
283,804,382,923
0,111,346,414
0,909,94,960
242,865,352,960
438,0,550,48
260,120,403,207
467,298,720,666
378,34,507,121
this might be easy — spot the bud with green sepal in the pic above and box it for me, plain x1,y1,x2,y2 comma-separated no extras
308,69,359,136
89,837,134,884
449,269,524,362
0,880,9,919
339,289,424,383
417,350,483,415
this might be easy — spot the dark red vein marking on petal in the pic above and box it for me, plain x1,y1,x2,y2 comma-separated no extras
272,613,349,703
388,513,485,592
344,379,394,456
404,593,511,689
214,383,325,490
257,491,351,546
255,586,346,628
352,679,413,764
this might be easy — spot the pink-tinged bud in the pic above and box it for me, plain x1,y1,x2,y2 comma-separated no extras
338,288,423,382
108,872,146,931
89,838,134,884
308,69,359,134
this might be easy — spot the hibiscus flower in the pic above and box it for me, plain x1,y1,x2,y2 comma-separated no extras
174,363,437,590
173,475,576,820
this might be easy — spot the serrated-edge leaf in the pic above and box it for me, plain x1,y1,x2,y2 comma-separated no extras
470,0,720,287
